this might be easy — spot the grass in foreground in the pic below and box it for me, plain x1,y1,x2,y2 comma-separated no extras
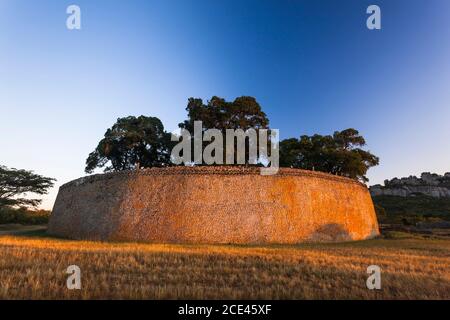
0,229,449,300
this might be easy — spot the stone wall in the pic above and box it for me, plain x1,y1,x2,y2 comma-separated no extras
48,166,380,244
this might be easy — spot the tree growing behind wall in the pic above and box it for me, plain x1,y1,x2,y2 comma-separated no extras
280,128,379,182
83,98,379,182
0,165,55,208
178,96,270,164
179,96,269,132
85,116,173,173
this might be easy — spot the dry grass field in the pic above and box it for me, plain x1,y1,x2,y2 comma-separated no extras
0,227,449,300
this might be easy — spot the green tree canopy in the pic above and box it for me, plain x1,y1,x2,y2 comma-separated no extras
179,96,269,132
280,128,379,182
0,165,55,208
178,96,270,165
85,116,173,173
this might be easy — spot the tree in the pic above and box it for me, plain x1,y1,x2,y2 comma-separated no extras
178,96,270,164
0,165,55,208
280,128,379,182
179,96,269,132
85,116,173,173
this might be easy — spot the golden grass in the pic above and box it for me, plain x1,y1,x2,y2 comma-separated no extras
0,230,449,300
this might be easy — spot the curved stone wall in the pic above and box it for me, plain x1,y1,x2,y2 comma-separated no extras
48,167,380,244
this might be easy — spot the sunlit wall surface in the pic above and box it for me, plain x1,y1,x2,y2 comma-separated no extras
1,0,449,209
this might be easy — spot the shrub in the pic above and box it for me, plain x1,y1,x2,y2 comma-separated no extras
0,207,50,225
372,195,450,224
374,204,387,222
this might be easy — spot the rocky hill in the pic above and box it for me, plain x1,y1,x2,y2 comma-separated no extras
370,172,450,198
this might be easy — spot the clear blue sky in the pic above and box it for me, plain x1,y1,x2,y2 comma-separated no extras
1,0,449,209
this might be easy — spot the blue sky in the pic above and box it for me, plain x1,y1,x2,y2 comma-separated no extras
1,0,449,209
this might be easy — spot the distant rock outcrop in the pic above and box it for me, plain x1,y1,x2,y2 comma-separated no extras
370,172,450,198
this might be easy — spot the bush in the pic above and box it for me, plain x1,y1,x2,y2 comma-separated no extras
372,195,450,224
374,204,387,222
0,207,50,225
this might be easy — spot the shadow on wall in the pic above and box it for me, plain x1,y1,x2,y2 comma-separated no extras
308,223,352,242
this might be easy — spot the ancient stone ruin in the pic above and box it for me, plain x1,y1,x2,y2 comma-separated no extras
48,166,380,244
370,172,450,198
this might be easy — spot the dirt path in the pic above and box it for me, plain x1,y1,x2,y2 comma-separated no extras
0,224,47,235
